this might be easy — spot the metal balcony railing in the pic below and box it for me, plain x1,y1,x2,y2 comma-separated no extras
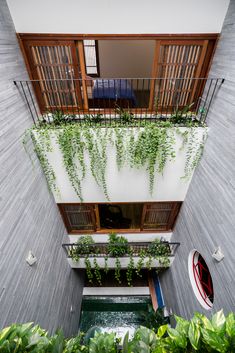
14,77,224,125
62,241,180,258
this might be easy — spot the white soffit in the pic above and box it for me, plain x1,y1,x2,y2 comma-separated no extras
7,0,229,34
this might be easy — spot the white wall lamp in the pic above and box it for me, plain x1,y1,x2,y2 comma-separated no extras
26,251,37,266
212,246,224,262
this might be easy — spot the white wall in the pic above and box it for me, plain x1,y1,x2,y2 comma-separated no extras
99,40,155,78
7,0,229,34
34,127,207,203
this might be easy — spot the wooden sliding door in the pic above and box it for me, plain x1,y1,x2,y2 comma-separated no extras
141,202,181,231
58,204,96,233
58,202,181,233
24,40,84,112
149,40,209,111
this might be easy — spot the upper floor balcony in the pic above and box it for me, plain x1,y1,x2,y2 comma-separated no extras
15,77,222,125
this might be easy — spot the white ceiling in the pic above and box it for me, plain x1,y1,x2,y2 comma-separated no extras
7,0,230,34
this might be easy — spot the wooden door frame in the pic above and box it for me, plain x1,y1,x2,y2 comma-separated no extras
58,203,97,233
18,33,218,115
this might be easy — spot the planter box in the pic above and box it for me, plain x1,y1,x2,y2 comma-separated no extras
67,256,174,269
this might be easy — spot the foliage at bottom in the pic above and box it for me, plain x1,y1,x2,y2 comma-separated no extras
0,310,234,353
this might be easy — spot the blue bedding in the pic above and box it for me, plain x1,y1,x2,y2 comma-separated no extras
92,79,137,106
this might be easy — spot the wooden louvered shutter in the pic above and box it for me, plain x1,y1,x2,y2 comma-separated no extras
59,204,96,233
141,202,181,231
149,40,208,111
24,40,83,112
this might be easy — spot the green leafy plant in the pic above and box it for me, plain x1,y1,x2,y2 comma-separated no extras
141,305,169,333
107,233,129,257
0,310,234,353
89,331,118,353
51,110,68,126
116,106,134,124
64,332,87,353
147,239,171,268
70,236,95,261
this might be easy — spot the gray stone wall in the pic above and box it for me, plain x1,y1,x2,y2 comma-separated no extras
0,0,84,336
160,0,235,318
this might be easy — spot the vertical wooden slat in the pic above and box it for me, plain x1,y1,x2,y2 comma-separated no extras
94,204,101,230
190,40,209,104
149,40,161,110
77,41,89,110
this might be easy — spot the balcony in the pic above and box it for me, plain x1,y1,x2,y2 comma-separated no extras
62,241,180,269
14,77,223,125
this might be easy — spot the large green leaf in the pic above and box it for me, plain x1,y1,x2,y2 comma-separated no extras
122,332,129,353
167,327,187,349
174,315,190,336
201,328,228,353
157,325,168,338
226,313,235,338
212,310,226,333
188,321,200,350
0,327,12,346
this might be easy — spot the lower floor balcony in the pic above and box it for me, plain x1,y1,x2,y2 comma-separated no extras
62,239,180,270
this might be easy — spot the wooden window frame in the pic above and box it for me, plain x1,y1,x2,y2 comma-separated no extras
83,40,100,77
58,201,182,234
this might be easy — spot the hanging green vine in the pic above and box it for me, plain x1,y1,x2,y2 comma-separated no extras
25,118,207,200
93,258,102,285
104,256,109,275
114,257,121,284
177,127,208,179
57,126,86,201
126,252,134,287
30,129,57,193
84,257,93,284
135,250,146,277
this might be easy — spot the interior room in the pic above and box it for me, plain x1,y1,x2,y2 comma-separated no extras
84,40,155,109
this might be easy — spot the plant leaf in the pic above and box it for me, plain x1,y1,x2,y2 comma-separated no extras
188,321,200,350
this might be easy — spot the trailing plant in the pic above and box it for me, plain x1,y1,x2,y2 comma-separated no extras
93,258,102,286
114,257,121,284
85,257,93,284
126,252,134,287
25,117,207,200
58,126,86,201
135,250,146,278
146,256,153,271
129,124,176,194
177,127,208,179
104,256,109,275
107,233,129,257
30,130,58,193
83,126,110,200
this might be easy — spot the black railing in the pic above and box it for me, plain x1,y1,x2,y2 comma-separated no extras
62,241,180,258
14,77,224,125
